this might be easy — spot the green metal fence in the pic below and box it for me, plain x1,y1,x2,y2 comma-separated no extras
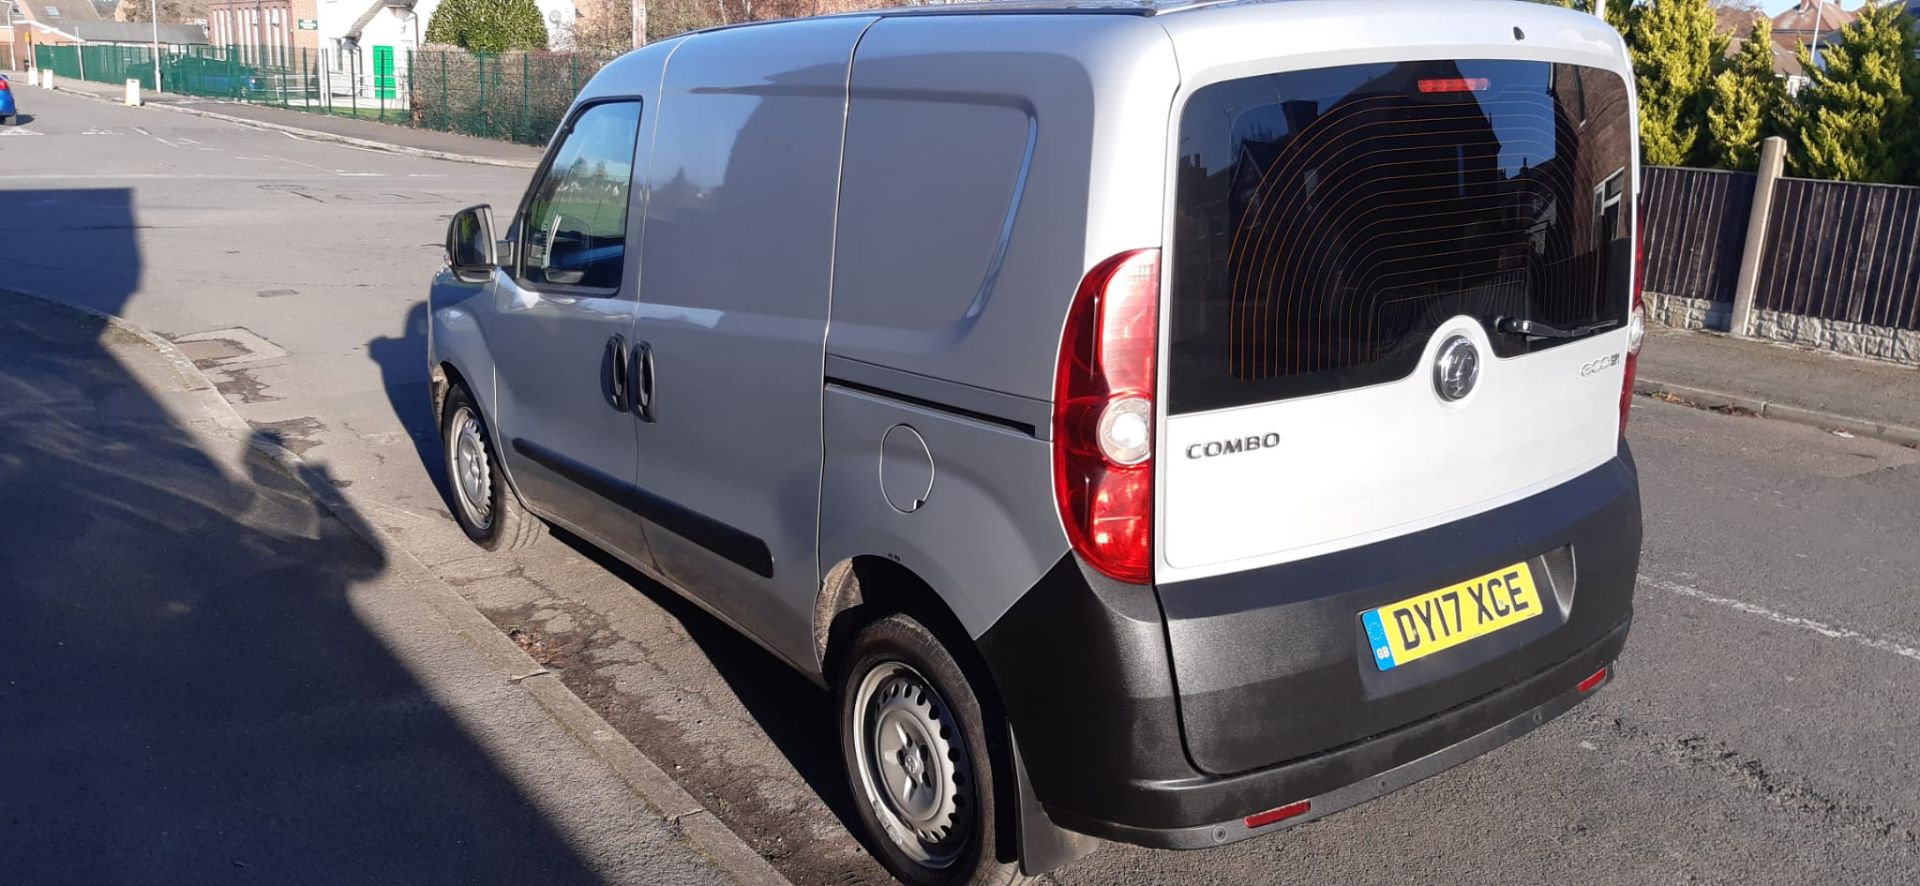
34,43,614,147
410,50,612,146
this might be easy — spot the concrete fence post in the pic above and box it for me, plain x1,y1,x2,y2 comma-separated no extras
1731,136,1788,338
125,78,141,106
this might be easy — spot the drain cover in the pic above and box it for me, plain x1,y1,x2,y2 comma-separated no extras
170,327,289,368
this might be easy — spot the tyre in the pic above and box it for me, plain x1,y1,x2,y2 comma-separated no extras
440,382,544,552
836,613,1031,886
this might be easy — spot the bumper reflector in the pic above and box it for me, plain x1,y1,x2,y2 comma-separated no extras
1243,800,1311,830
1577,666,1610,694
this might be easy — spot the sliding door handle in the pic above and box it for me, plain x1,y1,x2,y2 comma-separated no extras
606,333,630,413
632,340,655,423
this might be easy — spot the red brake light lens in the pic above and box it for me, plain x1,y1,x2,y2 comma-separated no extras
0,79,10,92
1244,800,1311,829
1578,666,1610,694
1054,249,1160,584
1417,77,1490,94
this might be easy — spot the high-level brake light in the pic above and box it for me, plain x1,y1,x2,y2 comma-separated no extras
1417,77,1490,94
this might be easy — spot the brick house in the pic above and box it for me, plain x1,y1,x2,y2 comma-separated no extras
1771,1,1857,55
206,0,318,65
3,0,100,70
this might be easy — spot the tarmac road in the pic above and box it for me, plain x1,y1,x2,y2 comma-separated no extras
5,86,1917,885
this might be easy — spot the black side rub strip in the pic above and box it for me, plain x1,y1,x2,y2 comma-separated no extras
630,484,774,579
826,378,1036,436
511,437,630,508
823,354,1050,438
510,438,775,579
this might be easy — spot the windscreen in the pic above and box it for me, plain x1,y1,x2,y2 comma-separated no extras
1168,60,1634,414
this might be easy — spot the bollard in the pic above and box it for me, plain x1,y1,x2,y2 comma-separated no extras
125,78,142,107
41,69,53,89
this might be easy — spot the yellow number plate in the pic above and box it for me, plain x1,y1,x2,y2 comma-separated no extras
1362,562,1543,671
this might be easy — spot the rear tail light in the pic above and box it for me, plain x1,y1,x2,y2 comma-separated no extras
1054,249,1160,584
1620,214,1645,438
0,79,10,92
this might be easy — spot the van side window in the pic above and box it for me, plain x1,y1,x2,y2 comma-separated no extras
519,100,642,291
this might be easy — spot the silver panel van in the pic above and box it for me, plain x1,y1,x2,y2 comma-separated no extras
428,1,1645,881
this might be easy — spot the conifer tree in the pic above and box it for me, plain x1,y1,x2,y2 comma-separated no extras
425,0,550,53
1629,0,1727,167
1782,1,1920,183
1707,17,1787,170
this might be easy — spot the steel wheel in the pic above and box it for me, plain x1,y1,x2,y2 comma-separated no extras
446,404,494,531
852,660,976,869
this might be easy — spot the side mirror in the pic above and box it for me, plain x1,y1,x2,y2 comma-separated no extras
446,205,496,282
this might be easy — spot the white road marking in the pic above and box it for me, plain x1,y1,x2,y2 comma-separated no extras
266,154,326,171
132,126,152,136
0,127,43,137
1643,576,1920,664
336,171,385,177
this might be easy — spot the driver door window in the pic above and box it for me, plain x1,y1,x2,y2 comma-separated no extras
519,100,642,291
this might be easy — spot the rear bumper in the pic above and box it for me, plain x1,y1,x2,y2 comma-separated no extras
1058,620,1623,850
977,451,1639,850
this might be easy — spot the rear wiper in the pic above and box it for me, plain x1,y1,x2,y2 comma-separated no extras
1494,317,1619,339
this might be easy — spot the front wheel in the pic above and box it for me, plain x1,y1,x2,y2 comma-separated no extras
439,383,543,552
836,613,1031,886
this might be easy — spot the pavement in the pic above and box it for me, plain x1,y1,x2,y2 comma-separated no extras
1638,323,1920,446
4,83,1920,885
0,293,737,885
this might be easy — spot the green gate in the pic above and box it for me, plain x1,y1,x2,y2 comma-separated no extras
372,46,395,101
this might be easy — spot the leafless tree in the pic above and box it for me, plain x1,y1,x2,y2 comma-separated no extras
117,0,201,24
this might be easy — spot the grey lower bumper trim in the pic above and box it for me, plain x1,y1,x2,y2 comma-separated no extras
1090,669,1602,851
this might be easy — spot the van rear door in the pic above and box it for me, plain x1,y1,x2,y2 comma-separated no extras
1142,4,1643,776
1159,56,1637,579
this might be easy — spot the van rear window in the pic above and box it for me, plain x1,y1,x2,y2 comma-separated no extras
1167,60,1634,414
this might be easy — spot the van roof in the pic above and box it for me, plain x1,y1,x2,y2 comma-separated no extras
864,0,1227,16
685,1,1599,46
853,0,1552,16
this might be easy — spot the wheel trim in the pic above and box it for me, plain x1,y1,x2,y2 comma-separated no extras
852,660,975,869
447,405,494,531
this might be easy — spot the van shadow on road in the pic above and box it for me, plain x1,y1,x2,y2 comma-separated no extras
0,188,603,884
366,300,450,502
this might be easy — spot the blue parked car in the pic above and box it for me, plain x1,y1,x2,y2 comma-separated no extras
0,74,17,124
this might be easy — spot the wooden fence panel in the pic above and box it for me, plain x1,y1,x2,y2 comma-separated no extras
1640,166,1755,306
1756,178,1920,330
